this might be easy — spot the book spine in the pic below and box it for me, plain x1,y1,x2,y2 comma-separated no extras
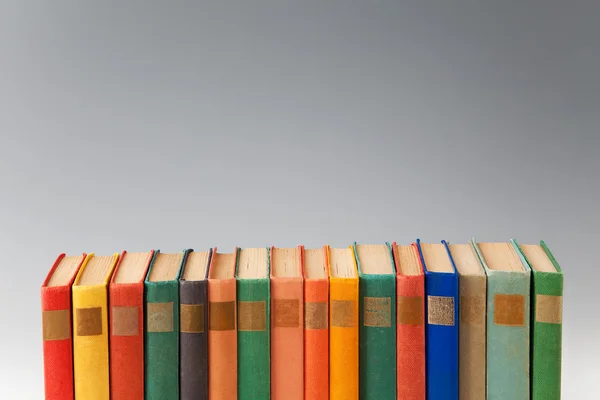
358,274,396,400
144,281,179,400
486,270,531,400
109,282,145,400
180,280,208,400
271,277,304,400
208,278,237,400
396,274,425,400
304,278,329,400
41,285,75,400
458,274,487,400
425,272,459,400
72,284,111,400
237,278,270,400
531,271,563,400
329,277,358,400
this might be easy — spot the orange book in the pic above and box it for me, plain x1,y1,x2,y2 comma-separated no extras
270,246,304,400
302,246,329,400
208,248,238,400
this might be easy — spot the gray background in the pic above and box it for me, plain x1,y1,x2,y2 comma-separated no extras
1,1,598,398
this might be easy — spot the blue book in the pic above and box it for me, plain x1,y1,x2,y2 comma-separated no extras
416,239,459,400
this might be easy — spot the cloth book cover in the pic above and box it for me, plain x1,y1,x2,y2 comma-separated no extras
471,238,531,400
236,247,271,400
416,239,459,400
179,249,213,400
392,242,426,400
512,239,563,400
302,246,329,400
41,253,86,400
144,249,191,400
208,247,239,400
328,245,359,400
353,242,397,400
270,246,304,400
109,250,155,400
72,253,120,400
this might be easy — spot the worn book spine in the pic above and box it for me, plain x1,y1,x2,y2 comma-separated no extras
304,274,329,400
41,253,85,400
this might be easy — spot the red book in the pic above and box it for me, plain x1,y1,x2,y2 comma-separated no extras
109,250,155,400
41,253,86,400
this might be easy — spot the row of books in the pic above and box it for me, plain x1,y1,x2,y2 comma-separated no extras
41,239,563,400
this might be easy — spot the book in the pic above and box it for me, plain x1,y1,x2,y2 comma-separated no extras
471,239,531,400
208,248,238,400
303,246,329,400
328,246,359,400
109,250,155,400
392,242,425,400
144,249,190,400
41,253,86,400
180,249,213,400
513,240,563,400
270,246,304,400
236,247,270,400
72,253,119,400
416,239,459,400
448,243,486,400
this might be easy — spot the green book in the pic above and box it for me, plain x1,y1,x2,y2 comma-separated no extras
513,240,563,400
353,242,397,400
144,249,190,400
236,247,270,400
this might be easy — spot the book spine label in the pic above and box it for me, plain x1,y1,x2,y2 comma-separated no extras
425,272,459,400
72,285,111,400
237,278,270,400
304,279,329,400
271,277,304,400
109,282,145,400
486,270,531,400
41,285,75,400
329,277,358,400
531,271,563,400
208,278,237,400
396,275,425,400
180,280,208,400
144,281,179,400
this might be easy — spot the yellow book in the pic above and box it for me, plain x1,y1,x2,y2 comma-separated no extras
72,253,119,400
328,245,359,400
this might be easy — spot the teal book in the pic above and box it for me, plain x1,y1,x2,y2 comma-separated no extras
512,240,563,400
236,247,271,400
471,239,530,400
353,242,397,400
144,249,191,400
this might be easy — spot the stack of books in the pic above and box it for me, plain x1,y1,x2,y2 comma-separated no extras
40,239,563,400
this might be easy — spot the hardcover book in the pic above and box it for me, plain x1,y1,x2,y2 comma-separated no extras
109,250,155,400
72,253,119,400
180,249,213,400
416,239,459,400
236,247,270,400
41,253,86,400
471,239,531,400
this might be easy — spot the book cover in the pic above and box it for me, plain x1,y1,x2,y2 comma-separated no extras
416,239,459,400
236,247,271,400
392,242,425,400
180,249,213,400
471,238,531,400
303,246,329,400
41,253,86,400
72,253,120,400
144,249,191,400
109,250,155,400
353,242,397,400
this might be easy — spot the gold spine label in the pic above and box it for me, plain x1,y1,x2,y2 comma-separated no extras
209,301,236,331
536,294,562,324
180,304,204,333
364,297,392,327
494,294,525,326
397,296,423,325
427,296,455,326
43,309,71,340
238,301,266,331
147,302,174,332
76,307,103,336
331,299,357,328
112,306,139,336
305,301,328,330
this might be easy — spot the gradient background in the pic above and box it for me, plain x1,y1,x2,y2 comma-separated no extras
1,1,598,398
